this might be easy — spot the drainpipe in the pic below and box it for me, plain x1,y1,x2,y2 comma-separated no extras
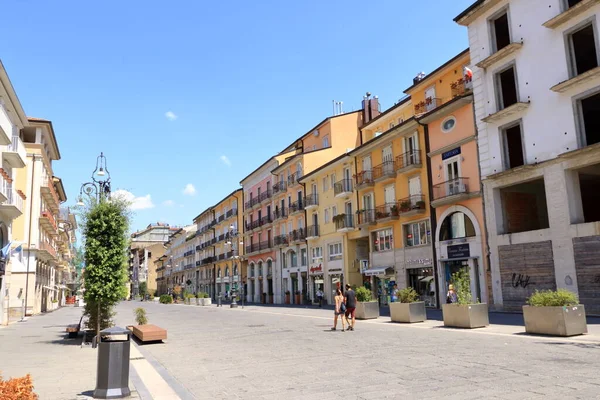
301,181,308,304
23,154,38,319
416,119,441,309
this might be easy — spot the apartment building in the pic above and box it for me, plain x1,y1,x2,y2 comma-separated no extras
166,225,196,294
155,254,168,295
194,208,216,297
456,0,600,313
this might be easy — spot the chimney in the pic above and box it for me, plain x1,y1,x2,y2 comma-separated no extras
362,92,381,125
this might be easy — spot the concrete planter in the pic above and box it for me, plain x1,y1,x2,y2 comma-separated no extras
195,298,201,306
442,303,489,329
200,298,212,306
523,305,587,337
390,301,426,323
355,302,379,320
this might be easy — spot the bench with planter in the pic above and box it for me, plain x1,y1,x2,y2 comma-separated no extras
523,289,587,337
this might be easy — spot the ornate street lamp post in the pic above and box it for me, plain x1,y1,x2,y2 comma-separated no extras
226,224,243,309
77,152,111,205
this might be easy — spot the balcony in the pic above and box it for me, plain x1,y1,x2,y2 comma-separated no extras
431,178,471,208
373,161,397,182
40,210,58,234
273,234,289,247
543,0,599,29
375,203,400,222
451,78,473,98
357,209,376,226
332,179,352,198
226,251,233,259
259,240,271,251
196,245,201,252
306,225,319,240
218,253,226,261
355,171,374,190
273,207,288,221
245,197,260,210
38,241,58,261
414,97,442,114
184,263,194,270
551,66,600,93
41,176,61,211
304,193,318,210
245,243,260,254
289,228,306,244
289,200,304,216
184,250,194,257
396,150,422,174
481,101,530,123
398,194,426,217
0,187,24,218
259,189,272,204
246,219,262,232
3,136,26,168
273,181,287,196
196,261,202,266
202,256,216,265
225,208,238,219
334,214,356,233
287,171,303,187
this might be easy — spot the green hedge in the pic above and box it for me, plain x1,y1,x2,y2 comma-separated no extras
527,289,579,307
159,294,173,304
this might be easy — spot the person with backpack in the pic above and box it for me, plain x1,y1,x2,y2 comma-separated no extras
331,289,346,331
344,284,357,331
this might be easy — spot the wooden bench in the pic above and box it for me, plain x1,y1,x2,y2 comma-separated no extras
131,324,167,343
66,315,84,338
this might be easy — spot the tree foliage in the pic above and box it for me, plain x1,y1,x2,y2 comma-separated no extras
80,197,131,333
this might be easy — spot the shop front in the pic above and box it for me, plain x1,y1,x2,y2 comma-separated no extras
309,263,324,305
327,267,344,305
362,264,395,306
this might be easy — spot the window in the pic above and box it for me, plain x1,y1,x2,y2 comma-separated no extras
330,173,336,189
332,206,337,217
568,23,598,77
328,242,342,260
405,220,431,247
578,91,600,146
491,11,510,52
398,117,404,124
566,0,583,7
439,213,476,241
290,251,297,268
324,208,330,223
502,122,525,169
301,248,307,266
441,116,456,133
323,135,330,148
311,247,323,261
373,228,393,252
323,176,329,192
495,65,518,110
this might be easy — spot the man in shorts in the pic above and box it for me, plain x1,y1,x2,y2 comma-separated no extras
344,284,356,331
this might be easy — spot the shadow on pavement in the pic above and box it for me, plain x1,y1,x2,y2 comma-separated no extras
36,333,83,346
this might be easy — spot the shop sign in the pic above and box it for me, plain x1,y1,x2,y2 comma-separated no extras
447,244,470,259
359,260,369,274
310,264,323,274
328,268,343,275
442,147,461,160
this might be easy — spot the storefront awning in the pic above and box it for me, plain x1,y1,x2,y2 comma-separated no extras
364,266,394,277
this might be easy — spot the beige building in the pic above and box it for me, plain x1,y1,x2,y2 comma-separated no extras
165,225,197,294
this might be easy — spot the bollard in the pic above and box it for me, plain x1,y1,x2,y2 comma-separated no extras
93,327,131,399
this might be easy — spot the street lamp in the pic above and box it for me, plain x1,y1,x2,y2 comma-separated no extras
227,223,243,308
77,152,111,205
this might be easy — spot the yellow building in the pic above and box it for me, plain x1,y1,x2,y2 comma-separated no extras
194,208,214,296
353,93,437,306
155,254,167,295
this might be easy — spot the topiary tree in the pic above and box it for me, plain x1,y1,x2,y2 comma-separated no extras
139,281,147,298
80,197,131,337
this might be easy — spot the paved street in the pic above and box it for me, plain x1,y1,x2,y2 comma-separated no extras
113,301,600,400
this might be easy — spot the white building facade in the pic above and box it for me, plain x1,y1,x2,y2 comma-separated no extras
456,0,600,313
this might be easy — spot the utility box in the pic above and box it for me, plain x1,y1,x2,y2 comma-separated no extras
93,326,131,399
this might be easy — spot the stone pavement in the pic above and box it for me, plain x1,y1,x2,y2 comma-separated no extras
113,301,600,400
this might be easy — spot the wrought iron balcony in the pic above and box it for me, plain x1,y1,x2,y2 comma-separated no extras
202,256,216,264
225,208,238,219
218,253,226,261
373,160,396,182
306,225,319,239
184,250,194,257
259,189,272,203
304,193,318,210
287,171,303,187
273,234,289,247
245,243,260,254
334,179,353,197
289,200,304,215
395,150,422,172
273,207,288,221
334,214,355,232
357,209,376,226
196,245,201,252
432,177,470,200
414,97,442,114
218,214,225,223
259,240,271,251
398,194,427,216
355,171,374,189
273,181,287,195
375,203,400,221
451,77,473,98
288,228,306,243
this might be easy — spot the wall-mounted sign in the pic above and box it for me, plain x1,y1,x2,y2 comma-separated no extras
360,260,369,274
310,264,323,274
442,147,461,160
328,268,343,274
447,244,470,259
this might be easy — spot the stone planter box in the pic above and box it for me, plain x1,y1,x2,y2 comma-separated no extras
355,302,379,320
195,298,201,305
442,303,489,329
390,301,426,323
200,298,212,306
523,305,587,337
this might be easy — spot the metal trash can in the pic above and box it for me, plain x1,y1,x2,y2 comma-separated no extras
93,326,131,399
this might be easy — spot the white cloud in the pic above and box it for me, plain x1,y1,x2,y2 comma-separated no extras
163,200,175,207
113,189,155,210
182,183,196,196
220,155,231,167
165,111,178,121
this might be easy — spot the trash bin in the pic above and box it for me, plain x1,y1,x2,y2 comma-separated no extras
93,326,131,399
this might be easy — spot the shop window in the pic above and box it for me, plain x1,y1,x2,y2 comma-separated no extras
578,91,600,147
567,23,598,77
439,212,476,241
502,122,525,169
328,243,342,261
373,228,393,252
495,65,518,110
491,11,511,52
404,220,431,247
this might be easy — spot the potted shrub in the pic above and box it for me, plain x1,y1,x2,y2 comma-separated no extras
442,269,489,329
355,286,379,320
416,200,425,209
134,307,148,326
390,205,399,216
200,292,212,306
184,293,195,305
285,290,291,304
523,289,587,337
399,201,410,212
159,294,173,304
390,287,426,323
294,290,301,305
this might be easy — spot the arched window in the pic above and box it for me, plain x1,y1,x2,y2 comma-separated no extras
267,259,273,276
233,265,238,276
217,268,222,278
258,261,263,277
439,212,476,241
225,266,230,277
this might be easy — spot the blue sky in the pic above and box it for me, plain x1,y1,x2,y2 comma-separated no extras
1,0,473,233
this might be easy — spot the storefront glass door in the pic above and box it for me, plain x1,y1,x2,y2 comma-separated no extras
407,267,436,307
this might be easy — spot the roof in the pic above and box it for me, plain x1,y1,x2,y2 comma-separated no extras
239,156,278,185
361,95,411,130
0,61,28,128
213,188,242,209
454,0,485,23
192,206,214,223
27,117,61,160
53,176,67,202
298,151,352,182
350,117,418,156
403,49,470,94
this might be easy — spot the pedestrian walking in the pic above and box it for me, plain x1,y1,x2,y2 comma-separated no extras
391,284,399,303
331,289,346,331
316,288,324,308
344,284,356,331
446,284,458,304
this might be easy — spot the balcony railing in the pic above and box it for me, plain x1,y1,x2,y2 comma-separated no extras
259,240,271,251
246,219,261,231
375,203,400,220
398,194,426,213
287,171,303,186
274,235,289,247
245,197,259,210
304,193,318,208
354,171,374,188
2,187,24,214
273,207,288,221
432,178,470,200
196,261,202,266
357,209,376,225
3,135,26,167
40,241,58,259
289,200,304,214
41,176,61,209
218,253,226,261
184,250,194,257
288,228,306,243
334,179,353,196
451,77,473,98
226,208,237,219
334,214,355,231
306,225,319,238
372,160,396,181
202,256,216,264
226,251,233,259
259,189,272,203
259,215,272,227
395,150,422,170
273,181,287,195
40,210,58,232
245,243,260,254
414,97,443,114
196,245,201,252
